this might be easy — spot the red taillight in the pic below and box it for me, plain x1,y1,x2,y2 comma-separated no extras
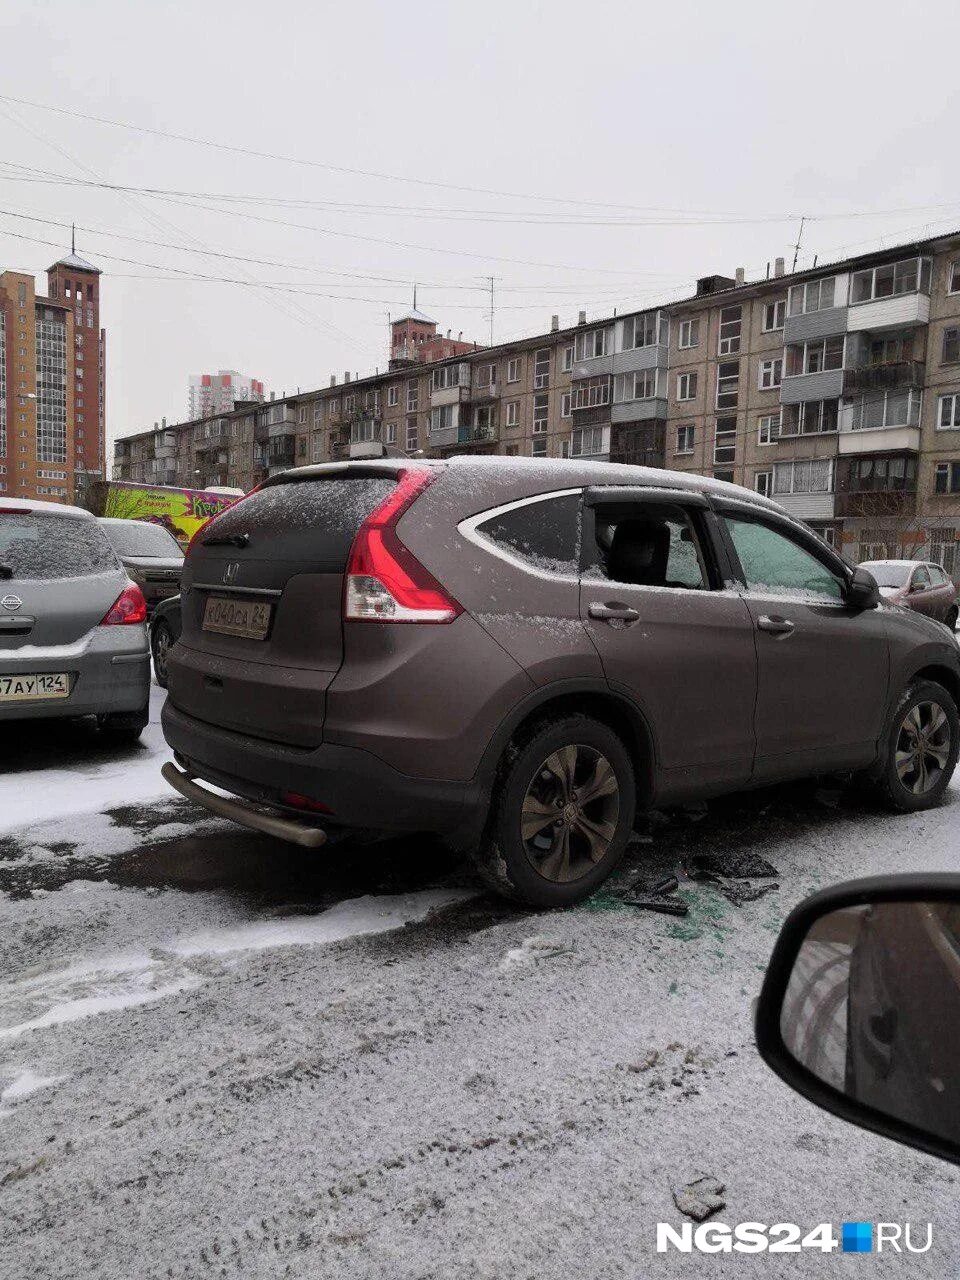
280,790,333,814
100,583,147,625
344,469,461,624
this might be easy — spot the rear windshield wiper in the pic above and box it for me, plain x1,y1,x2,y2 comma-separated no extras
200,532,249,548
0,565,13,580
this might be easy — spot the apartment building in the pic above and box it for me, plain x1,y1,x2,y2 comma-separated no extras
114,228,960,573
45,250,106,489
0,267,76,501
188,370,265,420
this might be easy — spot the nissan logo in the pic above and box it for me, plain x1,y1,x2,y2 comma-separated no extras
222,562,240,585
1,594,22,611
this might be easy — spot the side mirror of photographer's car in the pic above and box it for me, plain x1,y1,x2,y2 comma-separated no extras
755,874,960,1166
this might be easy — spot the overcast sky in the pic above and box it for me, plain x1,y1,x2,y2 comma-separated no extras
1,0,957,447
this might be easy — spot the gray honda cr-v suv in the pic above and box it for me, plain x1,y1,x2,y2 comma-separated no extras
161,458,960,907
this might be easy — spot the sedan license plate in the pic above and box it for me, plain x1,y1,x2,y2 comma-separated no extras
0,671,70,702
202,595,273,640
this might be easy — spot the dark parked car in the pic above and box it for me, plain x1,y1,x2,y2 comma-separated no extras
150,594,181,688
0,497,150,741
161,458,960,907
98,518,184,614
858,559,958,629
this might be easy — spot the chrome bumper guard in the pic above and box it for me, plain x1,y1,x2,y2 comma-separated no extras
161,762,328,848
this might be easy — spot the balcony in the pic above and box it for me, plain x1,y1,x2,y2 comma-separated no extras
464,380,498,402
842,360,925,394
446,423,498,450
780,368,845,404
611,397,668,424
349,419,383,458
430,365,469,406
774,492,836,520
836,454,917,518
783,306,848,346
835,488,917,519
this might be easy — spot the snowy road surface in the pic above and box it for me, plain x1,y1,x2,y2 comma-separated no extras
1,686,959,1278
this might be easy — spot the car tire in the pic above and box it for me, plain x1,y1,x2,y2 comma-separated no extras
471,714,636,908
97,707,149,745
151,619,173,688
875,679,959,812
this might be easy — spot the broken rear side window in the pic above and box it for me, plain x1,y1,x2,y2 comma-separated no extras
588,503,711,590
476,492,582,575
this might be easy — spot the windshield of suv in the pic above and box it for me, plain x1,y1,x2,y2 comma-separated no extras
0,513,119,580
101,519,184,558
859,561,911,588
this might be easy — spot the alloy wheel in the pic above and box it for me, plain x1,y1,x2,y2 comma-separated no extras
153,624,172,683
895,701,952,795
519,743,620,883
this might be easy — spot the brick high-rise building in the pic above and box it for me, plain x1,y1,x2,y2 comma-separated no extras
45,247,105,493
0,267,77,502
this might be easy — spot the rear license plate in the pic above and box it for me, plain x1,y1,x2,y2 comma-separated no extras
0,672,70,702
202,596,273,640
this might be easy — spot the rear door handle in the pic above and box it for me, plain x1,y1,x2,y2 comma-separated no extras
757,614,795,635
589,601,640,624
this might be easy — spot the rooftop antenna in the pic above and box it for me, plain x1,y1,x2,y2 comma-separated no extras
791,216,806,272
487,275,495,345
412,283,418,312
71,222,76,255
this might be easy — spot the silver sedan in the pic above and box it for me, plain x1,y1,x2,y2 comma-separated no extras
0,497,150,741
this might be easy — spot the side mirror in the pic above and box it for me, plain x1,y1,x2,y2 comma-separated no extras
756,875,960,1166
846,566,880,610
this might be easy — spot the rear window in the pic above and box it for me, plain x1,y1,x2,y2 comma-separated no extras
474,493,581,575
197,476,395,570
101,520,184,558
860,562,910,588
0,513,119,581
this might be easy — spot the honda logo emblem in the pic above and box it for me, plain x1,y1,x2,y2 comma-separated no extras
222,562,240,585
1,594,22,611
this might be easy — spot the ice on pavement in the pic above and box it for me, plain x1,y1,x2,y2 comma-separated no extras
0,889,473,1041
0,1069,64,1103
172,889,473,957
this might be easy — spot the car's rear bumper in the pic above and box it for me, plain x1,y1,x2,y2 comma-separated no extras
161,699,481,834
0,627,150,720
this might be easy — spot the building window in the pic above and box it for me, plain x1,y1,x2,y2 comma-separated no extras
789,335,845,375
534,348,550,389
406,384,418,412
942,327,960,364
758,358,783,391
387,385,398,407
676,372,697,402
571,426,604,457
678,318,699,349
504,444,519,457
718,306,742,356
614,370,658,402
713,417,737,465
847,388,921,431
531,437,547,457
757,413,781,445
507,357,520,383
850,257,931,304
573,329,607,361
773,458,834,496
929,527,958,576
939,394,960,430
676,423,694,455
623,312,661,350
431,364,462,391
406,421,418,452
716,361,740,410
560,392,571,419
430,405,455,433
385,422,397,445
762,299,786,331
572,376,610,410
755,471,773,497
935,462,960,495
532,394,548,433
505,400,519,427
949,263,960,296
781,399,840,436
561,345,573,372
787,276,837,316
713,469,734,484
